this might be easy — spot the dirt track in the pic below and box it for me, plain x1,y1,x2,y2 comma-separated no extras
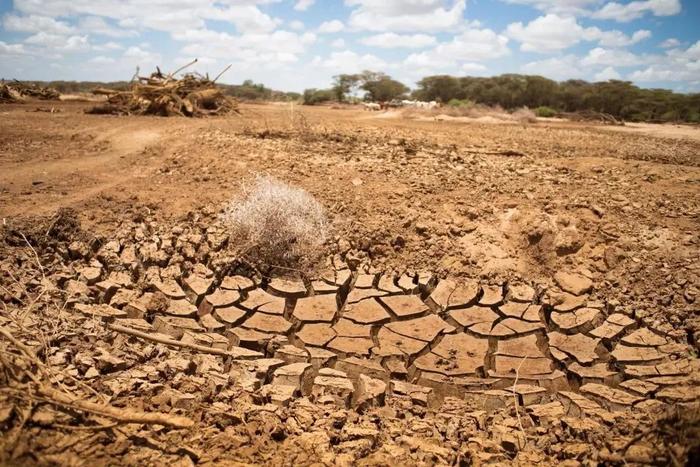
1,101,699,465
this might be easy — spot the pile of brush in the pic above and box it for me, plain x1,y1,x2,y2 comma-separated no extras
87,60,238,117
0,83,19,103
562,109,624,125
0,80,60,102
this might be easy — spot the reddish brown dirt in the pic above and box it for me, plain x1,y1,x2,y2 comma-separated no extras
0,101,699,465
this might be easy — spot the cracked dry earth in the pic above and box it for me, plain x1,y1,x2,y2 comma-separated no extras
1,102,699,466
98,261,699,413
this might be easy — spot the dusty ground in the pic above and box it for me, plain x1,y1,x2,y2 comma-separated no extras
0,101,699,466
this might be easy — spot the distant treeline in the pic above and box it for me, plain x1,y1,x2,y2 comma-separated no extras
5,78,300,102
413,74,700,123
219,80,301,102
303,72,700,123
6,80,132,93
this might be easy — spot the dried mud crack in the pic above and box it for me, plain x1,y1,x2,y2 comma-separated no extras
1,210,698,466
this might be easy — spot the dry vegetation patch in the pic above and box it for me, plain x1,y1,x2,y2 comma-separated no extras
221,175,329,275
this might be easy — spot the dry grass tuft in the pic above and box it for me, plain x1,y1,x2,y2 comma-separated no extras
221,175,329,274
511,107,537,124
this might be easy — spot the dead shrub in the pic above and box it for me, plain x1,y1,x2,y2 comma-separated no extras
221,175,329,274
512,107,537,124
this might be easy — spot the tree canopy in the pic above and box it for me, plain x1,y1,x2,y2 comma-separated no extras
413,74,700,123
331,70,409,102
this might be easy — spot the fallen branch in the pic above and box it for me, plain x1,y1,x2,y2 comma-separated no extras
0,327,194,429
35,386,194,429
107,323,255,358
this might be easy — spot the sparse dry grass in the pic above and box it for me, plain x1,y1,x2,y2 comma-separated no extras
221,175,329,274
402,104,537,123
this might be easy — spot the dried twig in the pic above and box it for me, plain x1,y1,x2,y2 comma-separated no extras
107,323,256,358
19,232,45,281
169,58,198,79
51,421,121,431
212,64,232,83
512,356,527,440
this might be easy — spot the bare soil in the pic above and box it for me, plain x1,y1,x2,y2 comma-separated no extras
1,101,698,466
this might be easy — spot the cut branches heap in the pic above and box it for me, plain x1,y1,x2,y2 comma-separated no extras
87,59,239,117
0,80,60,103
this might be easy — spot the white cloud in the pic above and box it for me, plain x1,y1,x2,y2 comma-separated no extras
346,0,466,32
629,66,687,82
0,41,27,55
289,20,305,31
501,0,601,15
360,33,436,49
461,62,487,72
628,41,700,83
581,47,647,67
118,46,162,69
317,20,344,34
521,55,585,80
123,46,153,60
312,50,387,73
118,11,205,32
507,14,651,52
94,41,123,51
403,51,448,70
89,55,116,64
594,66,621,81
331,38,346,48
174,28,316,66
660,38,680,49
25,32,91,52
667,40,700,61
9,1,283,34
294,0,314,11
3,14,75,35
432,28,510,61
402,28,508,77
78,16,135,38
592,0,681,22
216,6,282,33
506,14,589,52
592,29,651,47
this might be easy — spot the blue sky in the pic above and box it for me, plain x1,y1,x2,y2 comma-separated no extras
0,0,698,92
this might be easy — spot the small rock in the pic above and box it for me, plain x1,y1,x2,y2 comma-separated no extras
554,271,593,296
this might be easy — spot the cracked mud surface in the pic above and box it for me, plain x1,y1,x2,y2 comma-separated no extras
83,263,699,413
1,102,699,465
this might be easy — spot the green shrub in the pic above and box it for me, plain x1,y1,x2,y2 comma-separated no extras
448,98,473,108
534,106,557,118
302,88,335,105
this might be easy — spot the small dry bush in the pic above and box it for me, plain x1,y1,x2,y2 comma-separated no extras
221,175,329,274
511,107,537,124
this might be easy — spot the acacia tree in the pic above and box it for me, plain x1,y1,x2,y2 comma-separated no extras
360,71,409,101
331,73,361,102
333,70,409,102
